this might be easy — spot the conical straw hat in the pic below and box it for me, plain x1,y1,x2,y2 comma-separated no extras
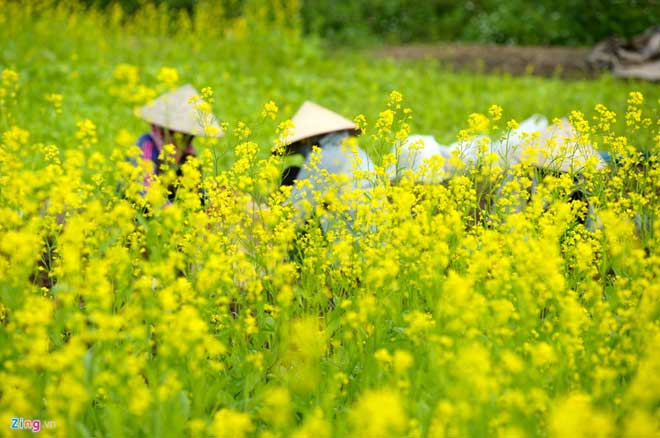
516,118,605,173
137,84,223,137
285,101,357,145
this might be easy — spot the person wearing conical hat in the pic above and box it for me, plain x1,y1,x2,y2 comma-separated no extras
515,117,610,225
134,84,223,199
515,117,607,173
391,115,608,184
390,115,610,226
280,101,363,185
280,101,374,232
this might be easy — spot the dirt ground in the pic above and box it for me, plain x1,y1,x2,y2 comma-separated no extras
372,43,598,79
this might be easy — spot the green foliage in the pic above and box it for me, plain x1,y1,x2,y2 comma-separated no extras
458,0,660,46
79,0,660,46
302,0,660,46
4,2,660,160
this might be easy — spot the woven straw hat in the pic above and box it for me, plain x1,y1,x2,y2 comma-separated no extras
285,101,357,145
516,118,605,173
137,84,223,137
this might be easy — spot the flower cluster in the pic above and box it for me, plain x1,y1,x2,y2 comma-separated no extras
1,22,660,438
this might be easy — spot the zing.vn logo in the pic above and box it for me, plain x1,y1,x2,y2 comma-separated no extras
10,418,56,433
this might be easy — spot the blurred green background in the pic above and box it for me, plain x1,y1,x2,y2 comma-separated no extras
81,0,659,46
4,0,660,160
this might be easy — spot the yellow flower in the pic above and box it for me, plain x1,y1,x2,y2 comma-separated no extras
467,112,490,134
389,90,403,106
375,348,392,364
376,109,395,135
200,86,215,104
627,91,643,106
44,93,63,114
292,407,330,438
112,63,139,82
210,409,254,438
623,411,660,438
127,376,151,416
350,389,407,437
354,113,368,133
488,104,503,121
404,311,435,340
260,387,291,428
195,100,213,115
2,68,19,87
75,118,98,147
393,350,414,374
549,393,613,438
156,66,179,88
262,100,279,120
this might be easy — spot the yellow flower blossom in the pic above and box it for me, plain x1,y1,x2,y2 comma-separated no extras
350,389,407,437
262,100,279,120
156,66,179,88
210,409,254,438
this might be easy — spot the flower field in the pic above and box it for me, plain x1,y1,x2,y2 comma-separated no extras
1,2,660,437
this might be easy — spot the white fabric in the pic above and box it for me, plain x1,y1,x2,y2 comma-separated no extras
390,114,552,182
289,131,374,230
390,135,453,183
